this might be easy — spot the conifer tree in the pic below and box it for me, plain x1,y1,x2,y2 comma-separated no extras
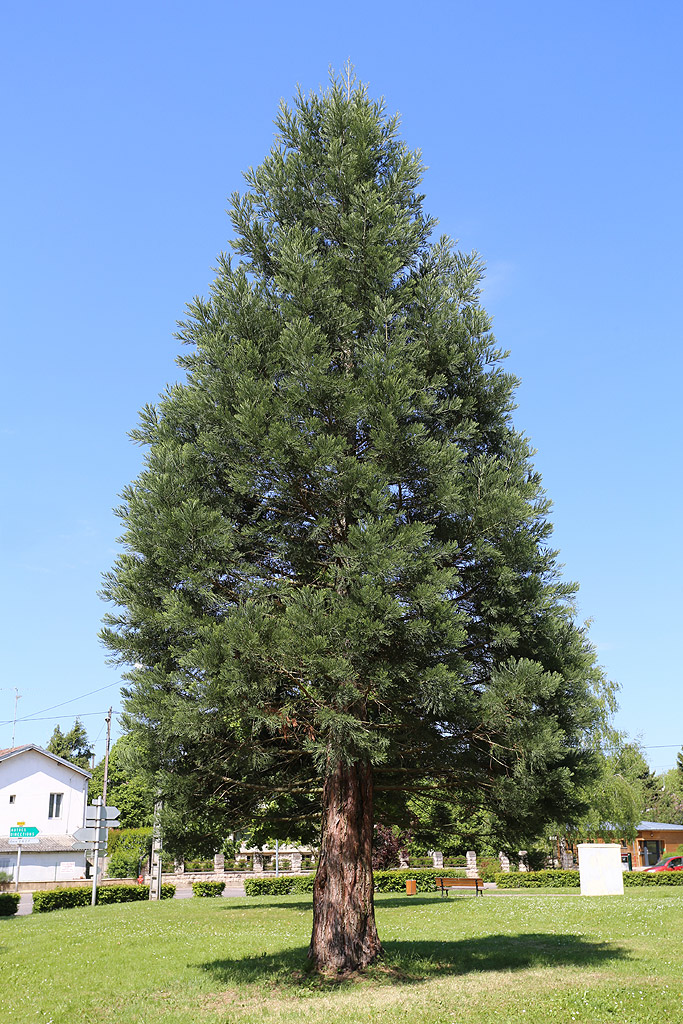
102,69,602,972
46,719,92,770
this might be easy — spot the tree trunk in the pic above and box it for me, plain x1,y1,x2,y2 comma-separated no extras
308,760,382,972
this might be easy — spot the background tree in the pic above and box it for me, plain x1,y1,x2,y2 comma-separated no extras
46,719,92,770
89,736,155,828
102,69,602,972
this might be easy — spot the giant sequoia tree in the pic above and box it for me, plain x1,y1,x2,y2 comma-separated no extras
102,71,602,972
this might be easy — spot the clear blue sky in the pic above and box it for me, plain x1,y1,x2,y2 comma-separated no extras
1,1,681,773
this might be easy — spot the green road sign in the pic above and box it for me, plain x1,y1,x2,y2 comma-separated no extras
9,826,39,839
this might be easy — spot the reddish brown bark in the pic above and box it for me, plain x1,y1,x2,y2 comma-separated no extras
308,760,383,972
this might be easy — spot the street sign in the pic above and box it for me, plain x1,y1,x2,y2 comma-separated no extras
8,836,39,844
73,826,108,845
85,805,120,827
9,826,39,839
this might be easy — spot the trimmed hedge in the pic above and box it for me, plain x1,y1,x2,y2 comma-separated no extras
244,869,473,897
192,881,226,897
32,883,175,912
244,874,315,896
494,868,683,889
0,893,20,916
624,871,683,886
33,888,91,912
495,870,579,888
374,869,466,892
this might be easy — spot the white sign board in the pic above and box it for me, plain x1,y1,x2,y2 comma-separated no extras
578,843,624,896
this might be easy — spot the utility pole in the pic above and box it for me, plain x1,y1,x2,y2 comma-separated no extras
99,708,113,881
102,707,113,804
11,689,20,747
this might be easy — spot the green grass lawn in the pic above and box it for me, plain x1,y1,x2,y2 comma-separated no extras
2,890,683,1024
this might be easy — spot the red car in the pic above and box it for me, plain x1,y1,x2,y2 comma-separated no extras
643,855,683,873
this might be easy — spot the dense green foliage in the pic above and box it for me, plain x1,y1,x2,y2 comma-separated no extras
105,827,153,877
101,70,602,856
32,887,92,912
46,718,93,769
495,870,580,889
0,892,20,916
191,881,226,897
244,874,316,896
90,737,155,829
374,869,456,893
32,883,175,912
623,870,683,886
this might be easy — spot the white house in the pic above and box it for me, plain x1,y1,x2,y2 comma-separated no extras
0,744,91,883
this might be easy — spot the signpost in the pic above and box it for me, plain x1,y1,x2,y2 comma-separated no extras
74,800,120,905
8,826,40,891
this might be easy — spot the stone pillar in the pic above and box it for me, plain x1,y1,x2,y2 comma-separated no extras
431,850,443,869
174,859,185,875
290,852,303,873
398,850,409,869
213,853,224,873
466,850,478,878
252,854,264,873
518,850,529,872
559,839,573,869
498,851,510,873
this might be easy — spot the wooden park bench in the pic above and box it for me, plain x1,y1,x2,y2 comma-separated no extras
434,876,483,897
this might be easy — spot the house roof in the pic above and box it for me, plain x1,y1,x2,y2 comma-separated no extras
638,820,683,832
0,833,89,854
0,744,91,778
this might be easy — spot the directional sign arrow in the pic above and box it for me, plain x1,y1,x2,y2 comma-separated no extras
9,826,39,838
73,826,108,844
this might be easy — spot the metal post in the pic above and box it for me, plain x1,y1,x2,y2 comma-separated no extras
91,798,102,906
275,839,279,877
15,844,21,892
99,709,113,880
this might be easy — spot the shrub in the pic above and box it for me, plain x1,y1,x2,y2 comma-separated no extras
108,828,152,859
98,884,148,904
624,871,683,886
0,893,20,916
33,888,92,912
477,858,500,882
494,869,579,888
192,881,226,897
374,869,444,893
244,874,315,896
0,869,13,883
32,883,175,912
106,848,142,879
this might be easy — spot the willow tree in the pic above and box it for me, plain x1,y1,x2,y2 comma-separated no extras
102,70,601,972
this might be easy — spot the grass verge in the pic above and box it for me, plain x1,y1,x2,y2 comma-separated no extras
1,889,683,1023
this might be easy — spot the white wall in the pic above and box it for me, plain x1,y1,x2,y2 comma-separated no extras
1,849,89,883
0,749,89,836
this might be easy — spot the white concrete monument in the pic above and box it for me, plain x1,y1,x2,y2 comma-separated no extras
578,843,624,896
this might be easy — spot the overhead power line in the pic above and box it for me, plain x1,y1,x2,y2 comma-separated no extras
0,710,120,723
0,682,121,727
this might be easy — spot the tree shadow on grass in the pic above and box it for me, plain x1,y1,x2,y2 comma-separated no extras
218,894,481,912
197,932,628,990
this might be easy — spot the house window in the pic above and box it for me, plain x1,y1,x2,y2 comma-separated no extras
9,794,15,804
48,793,63,819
